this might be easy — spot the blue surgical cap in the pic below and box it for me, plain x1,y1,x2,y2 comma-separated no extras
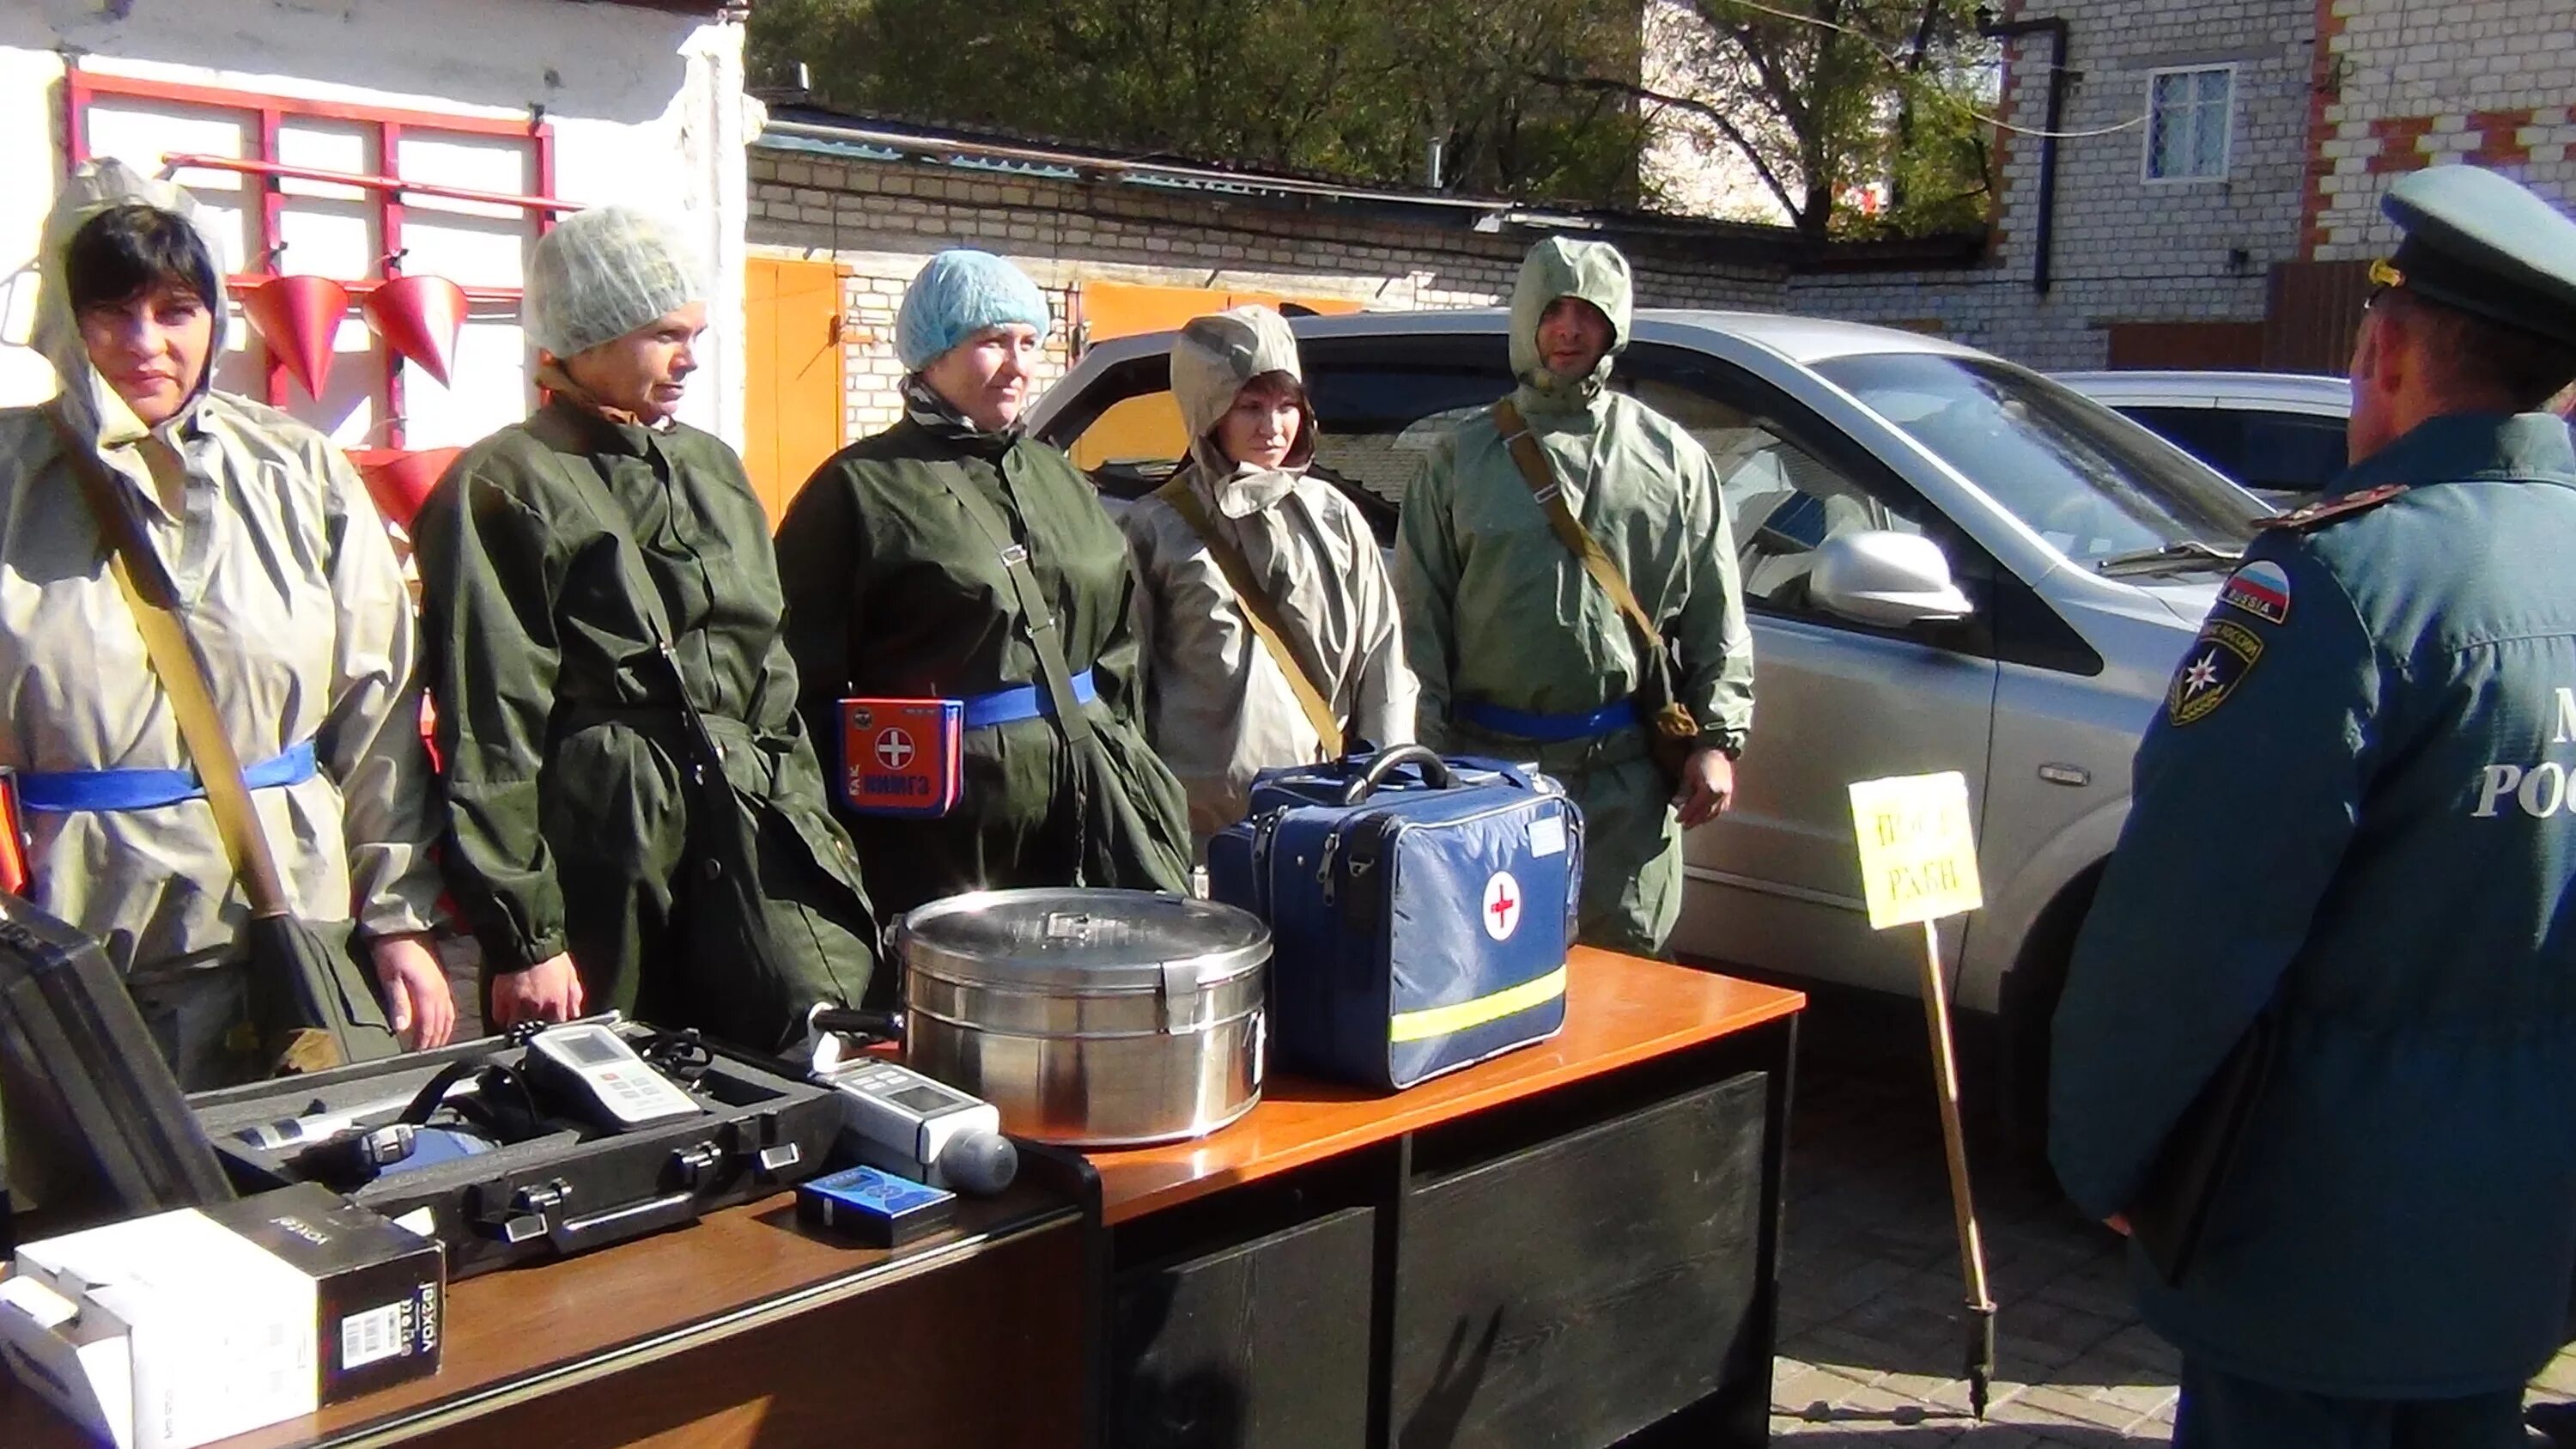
896,249,1052,371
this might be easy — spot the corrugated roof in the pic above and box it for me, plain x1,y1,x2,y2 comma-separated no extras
753,101,1810,255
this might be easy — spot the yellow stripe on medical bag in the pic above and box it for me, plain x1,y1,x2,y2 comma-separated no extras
1388,965,1570,1044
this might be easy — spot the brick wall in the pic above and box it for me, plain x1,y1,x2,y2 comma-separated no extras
749,147,1788,440
1793,0,2316,370
2308,0,2576,259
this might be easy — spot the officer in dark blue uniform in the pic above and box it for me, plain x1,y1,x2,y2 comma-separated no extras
2050,164,2576,1448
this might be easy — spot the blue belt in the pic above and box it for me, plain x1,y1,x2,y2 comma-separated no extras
961,669,1099,731
19,740,319,813
1456,697,1637,743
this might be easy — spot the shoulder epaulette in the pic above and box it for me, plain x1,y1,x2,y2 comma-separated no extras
2256,483,2409,533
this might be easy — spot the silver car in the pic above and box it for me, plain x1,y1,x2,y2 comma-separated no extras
1027,310,2269,1114
2056,368,2350,506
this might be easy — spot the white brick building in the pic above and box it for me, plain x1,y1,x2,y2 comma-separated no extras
1794,0,2576,371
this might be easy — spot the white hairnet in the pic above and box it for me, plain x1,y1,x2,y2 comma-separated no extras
523,206,704,358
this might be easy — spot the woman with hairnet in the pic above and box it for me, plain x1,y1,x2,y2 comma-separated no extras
1121,305,1413,848
0,161,452,1087
415,207,875,1053
777,249,1190,918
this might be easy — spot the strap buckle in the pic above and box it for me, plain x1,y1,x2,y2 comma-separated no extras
1532,483,1563,505
999,544,1030,566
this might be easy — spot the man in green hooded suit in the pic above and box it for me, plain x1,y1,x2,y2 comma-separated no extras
1395,238,1755,957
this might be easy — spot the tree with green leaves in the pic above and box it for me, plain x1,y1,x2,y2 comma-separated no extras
750,0,1649,204
1540,0,1995,239
748,0,1994,234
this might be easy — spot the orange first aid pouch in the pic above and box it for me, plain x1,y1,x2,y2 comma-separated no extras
838,699,963,818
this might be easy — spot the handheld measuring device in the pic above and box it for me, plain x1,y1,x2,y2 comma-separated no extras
522,1022,703,1130
818,1059,1016,1195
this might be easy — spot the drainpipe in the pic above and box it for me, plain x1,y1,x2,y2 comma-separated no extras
1977,10,2071,295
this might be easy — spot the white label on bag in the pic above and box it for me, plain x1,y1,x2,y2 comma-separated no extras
1528,815,1567,858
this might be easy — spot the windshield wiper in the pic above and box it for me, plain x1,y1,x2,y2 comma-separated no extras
2094,539,2244,577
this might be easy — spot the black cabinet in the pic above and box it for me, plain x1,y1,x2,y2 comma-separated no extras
1391,1073,1771,1449
1113,1206,1378,1449
1103,1021,1794,1449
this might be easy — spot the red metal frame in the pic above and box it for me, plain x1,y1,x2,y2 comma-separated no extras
159,154,583,216
64,67,559,447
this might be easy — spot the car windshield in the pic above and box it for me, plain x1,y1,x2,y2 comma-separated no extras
1814,352,2268,568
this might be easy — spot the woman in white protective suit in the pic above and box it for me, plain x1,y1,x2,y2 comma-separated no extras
1120,304,1415,849
0,161,453,1087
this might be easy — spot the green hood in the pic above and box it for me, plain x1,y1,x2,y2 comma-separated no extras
1170,304,1312,475
33,159,231,451
1507,237,1632,406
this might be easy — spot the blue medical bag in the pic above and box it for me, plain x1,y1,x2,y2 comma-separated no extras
1207,746,1581,1090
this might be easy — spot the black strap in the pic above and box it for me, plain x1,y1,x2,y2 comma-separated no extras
935,458,1098,749
539,446,748,786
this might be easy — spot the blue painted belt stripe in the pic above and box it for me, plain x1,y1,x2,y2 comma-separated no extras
961,669,1099,731
1456,697,1636,742
19,740,320,813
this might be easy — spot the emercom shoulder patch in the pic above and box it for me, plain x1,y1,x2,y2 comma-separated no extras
2168,618,2264,726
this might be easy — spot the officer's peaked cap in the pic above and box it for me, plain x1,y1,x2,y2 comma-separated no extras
2382,166,2576,349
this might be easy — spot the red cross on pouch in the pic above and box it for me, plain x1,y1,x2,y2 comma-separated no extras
1482,870,1522,941
875,728,916,770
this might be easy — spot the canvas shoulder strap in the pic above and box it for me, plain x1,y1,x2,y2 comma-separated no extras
1152,476,1343,758
935,457,1098,748
1492,399,1670,654
56,411,295,918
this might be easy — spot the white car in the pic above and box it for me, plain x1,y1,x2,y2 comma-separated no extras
1028,310,2269,1123
2055,369,2350,506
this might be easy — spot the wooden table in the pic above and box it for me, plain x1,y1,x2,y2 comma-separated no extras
0,1178,1092,1449
1091,947,1804,1449
3,949,1800,1449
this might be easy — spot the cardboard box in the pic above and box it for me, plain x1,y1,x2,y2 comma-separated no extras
0,1183,441,1449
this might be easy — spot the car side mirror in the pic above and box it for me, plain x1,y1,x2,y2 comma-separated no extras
1808,530,1974,627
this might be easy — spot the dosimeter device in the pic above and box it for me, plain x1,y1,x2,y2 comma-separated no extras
817,1059,1017,1195
521,1022,704,1131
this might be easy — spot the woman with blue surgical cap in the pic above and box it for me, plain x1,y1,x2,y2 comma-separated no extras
777,249,1190,917
414,206,876,1053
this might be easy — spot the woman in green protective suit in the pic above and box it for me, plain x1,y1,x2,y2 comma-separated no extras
416,208,876,1052
777,249,1191,922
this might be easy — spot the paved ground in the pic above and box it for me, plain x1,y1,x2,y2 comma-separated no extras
1767,995,2576,1446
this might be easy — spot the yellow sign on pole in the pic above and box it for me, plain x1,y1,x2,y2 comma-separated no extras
1848,770,1984,930
1850,768,1999,1412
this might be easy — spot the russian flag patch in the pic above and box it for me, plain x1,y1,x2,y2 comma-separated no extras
2220,559,2292,624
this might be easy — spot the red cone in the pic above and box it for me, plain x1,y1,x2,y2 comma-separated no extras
348,446,463,530
240,275,349,401
364,275,468,387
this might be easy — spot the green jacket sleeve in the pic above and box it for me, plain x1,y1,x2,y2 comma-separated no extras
1117,503,1167,739
1677,443,1754,752
416,461,568,973
775,459,865,760
1089,528,1154,736
2048,539,2378,1219
1394,437,1462,752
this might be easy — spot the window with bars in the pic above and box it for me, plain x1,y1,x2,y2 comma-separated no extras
2145,66,2233,181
